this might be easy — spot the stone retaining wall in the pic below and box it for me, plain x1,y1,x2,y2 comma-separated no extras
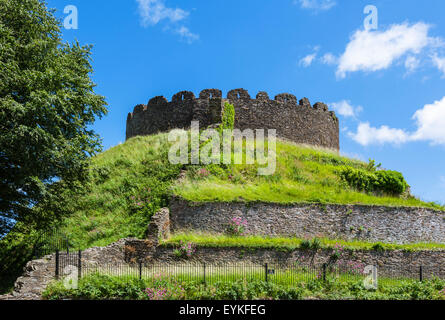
170,198,445,244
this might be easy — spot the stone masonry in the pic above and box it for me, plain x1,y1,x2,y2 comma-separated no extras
126,88,340,150
169,198,445,244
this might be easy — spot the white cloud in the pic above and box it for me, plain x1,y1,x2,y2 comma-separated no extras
411,96,445,145
297,0,336,11
136,0,198,43
349,96,445,146
349,122,410,146
336,22,433,78
299,53,317,67
136,0,188,26
329,100,363,118
404,55,420,73
175,26,199,44
299,46,320,67
321,53,337,65
432,54,445,76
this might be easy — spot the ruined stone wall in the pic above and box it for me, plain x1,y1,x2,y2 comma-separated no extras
126,88,339,150
169,198,445,244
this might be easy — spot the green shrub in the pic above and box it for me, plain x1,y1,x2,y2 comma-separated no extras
339,166,408,196
385,280,441,300
375,170,408,195
43,274,147,300
366,159,382,172
185,280,303,300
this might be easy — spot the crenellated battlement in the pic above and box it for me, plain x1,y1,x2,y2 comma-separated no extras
126,88,339,150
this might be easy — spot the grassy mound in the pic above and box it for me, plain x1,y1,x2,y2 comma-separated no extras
56,132,442,249
12,132,445,249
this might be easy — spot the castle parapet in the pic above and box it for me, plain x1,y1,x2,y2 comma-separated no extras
126,88,339,150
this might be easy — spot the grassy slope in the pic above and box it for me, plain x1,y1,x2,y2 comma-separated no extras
174,140,443,209
57,133,182,250
44,133,445,250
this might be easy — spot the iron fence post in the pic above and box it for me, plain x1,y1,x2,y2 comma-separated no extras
139,260,143,280
55,250,59,279
203,262,206,287
419,266,423,282
78,250,82,282
265,263,268,282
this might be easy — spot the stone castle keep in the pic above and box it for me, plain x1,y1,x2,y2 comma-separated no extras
126,88,340,150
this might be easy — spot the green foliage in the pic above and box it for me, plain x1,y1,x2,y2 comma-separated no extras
0,222,40,293
188,280,303,300
382,279,445,300
43,274,147,300
43,275,303,300
144,273,186,300
173,241,196,259
0,0,107,234
366,159,382,172
375,170,409,195
42,274,445,300
221,102,235,131
372,243,385,252
339,166,409,196
299,238,321,251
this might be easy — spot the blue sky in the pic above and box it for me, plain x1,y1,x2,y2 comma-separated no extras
47,0,445,204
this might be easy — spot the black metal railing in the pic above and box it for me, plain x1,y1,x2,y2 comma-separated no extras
32,229,71,259
53,250,445,289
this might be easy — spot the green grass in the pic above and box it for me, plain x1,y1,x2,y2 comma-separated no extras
173,140,444,210
162,233,445,252
57,133,182,249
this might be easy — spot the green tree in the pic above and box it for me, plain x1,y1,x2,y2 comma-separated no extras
0,0,107,235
